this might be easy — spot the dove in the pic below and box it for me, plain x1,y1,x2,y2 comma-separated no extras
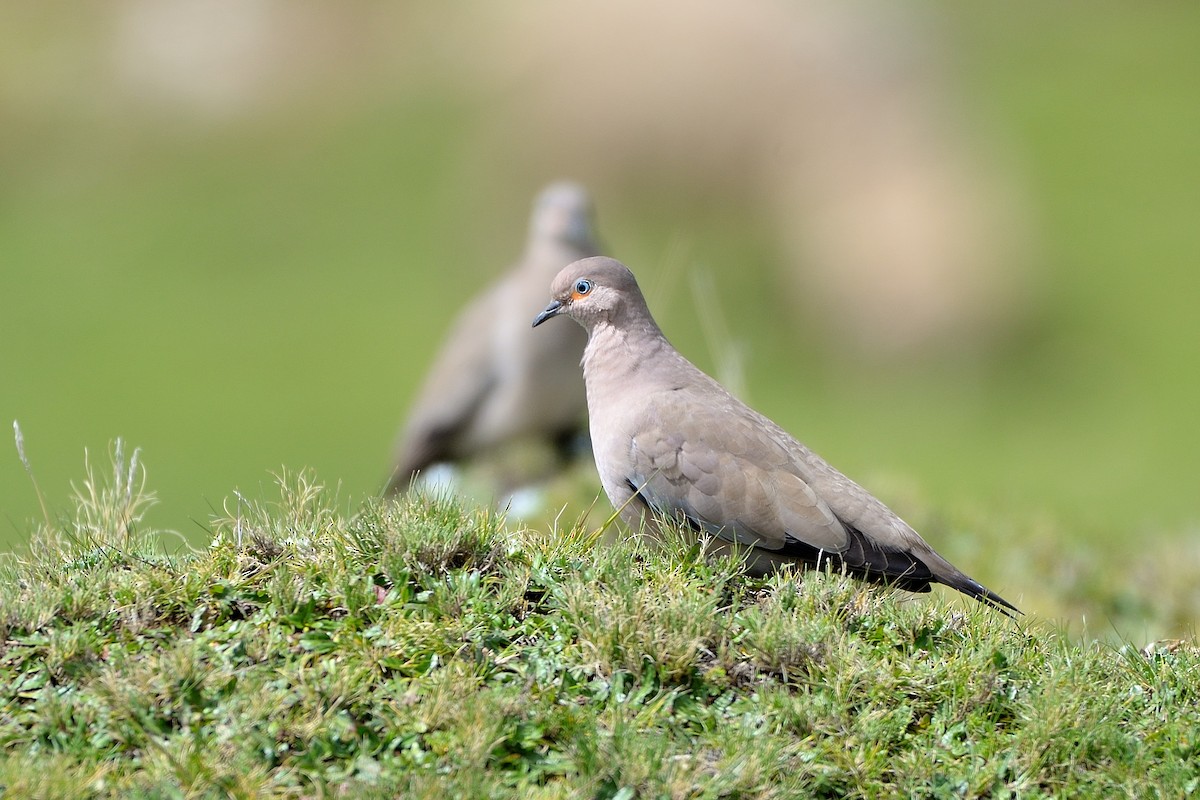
532,256,1018,614
387,182,601,493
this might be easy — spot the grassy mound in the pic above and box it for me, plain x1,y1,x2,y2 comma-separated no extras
1,458,1197,798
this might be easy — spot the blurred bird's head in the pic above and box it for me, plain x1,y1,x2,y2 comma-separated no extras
529,181,597,250
532,256,655,334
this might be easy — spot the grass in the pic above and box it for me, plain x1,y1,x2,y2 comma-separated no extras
1,450,1198,798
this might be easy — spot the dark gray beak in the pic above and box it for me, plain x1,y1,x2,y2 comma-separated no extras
532,299,563,328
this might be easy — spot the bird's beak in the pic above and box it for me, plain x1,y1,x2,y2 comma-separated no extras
532,299,563,328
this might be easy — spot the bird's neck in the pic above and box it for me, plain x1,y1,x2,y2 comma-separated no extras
581,321,673,390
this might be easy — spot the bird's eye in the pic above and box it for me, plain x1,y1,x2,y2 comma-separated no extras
573,279,592,296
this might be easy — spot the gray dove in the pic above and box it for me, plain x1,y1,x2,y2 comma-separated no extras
532,256,1018,614
387,182,601,493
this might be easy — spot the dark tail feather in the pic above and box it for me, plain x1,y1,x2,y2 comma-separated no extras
952,576,1021,618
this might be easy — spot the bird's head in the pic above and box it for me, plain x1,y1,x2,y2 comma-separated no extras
529,182,596,250
532,257,649,332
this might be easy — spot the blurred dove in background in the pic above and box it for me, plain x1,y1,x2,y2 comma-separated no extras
386,182,602,494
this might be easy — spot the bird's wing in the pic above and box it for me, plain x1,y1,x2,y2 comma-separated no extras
623,388,850,556
620,387,956,588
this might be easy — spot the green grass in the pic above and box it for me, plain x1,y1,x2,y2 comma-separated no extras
2,451,1198,798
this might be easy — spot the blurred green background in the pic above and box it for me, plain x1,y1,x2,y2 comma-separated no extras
2,3,1197,634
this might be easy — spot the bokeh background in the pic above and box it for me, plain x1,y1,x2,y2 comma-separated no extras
2,2,1198,638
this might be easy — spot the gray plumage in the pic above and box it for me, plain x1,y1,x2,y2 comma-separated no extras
532,256,1018,614
387,183,600,492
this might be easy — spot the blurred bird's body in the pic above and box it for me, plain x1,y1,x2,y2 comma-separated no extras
533,257,1018,615
387,183,600,494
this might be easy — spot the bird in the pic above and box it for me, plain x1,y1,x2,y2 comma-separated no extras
387,182,602,494
532,256,1019,614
